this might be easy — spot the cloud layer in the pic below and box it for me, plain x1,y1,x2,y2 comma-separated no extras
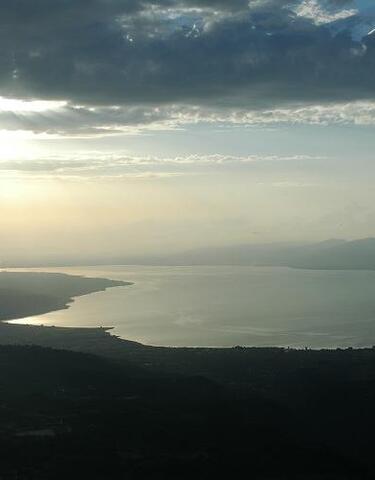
0,0,374,134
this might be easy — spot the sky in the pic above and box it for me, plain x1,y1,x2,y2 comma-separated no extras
0,0,375,263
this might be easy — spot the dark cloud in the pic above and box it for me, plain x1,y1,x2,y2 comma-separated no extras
0,0,374,110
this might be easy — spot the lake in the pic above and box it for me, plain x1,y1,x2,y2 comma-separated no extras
9,265,375,348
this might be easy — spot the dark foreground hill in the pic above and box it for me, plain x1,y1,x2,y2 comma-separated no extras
0,344,375,479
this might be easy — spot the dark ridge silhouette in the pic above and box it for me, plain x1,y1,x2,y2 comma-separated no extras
0,344,373,479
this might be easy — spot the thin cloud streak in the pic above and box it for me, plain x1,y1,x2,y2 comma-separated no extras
0,153,324,179
2,100,375,138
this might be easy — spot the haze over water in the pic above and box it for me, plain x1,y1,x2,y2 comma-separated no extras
9,265,375,348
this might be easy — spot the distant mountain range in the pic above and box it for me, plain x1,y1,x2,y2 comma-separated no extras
141,238,375,270
288,237,375,270
4,238,375,270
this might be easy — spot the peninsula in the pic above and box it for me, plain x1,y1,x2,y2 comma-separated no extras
0,271,131,321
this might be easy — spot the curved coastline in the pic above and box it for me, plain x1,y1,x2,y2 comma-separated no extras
0,270,134,343
0,270,133,323
0,270,143,355
2,268,375,358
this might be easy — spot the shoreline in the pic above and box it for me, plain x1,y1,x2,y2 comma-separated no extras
0,270,132,324
2,316,374,355
2,268,375,355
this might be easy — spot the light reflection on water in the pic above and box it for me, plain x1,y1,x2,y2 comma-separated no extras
8,265,375,348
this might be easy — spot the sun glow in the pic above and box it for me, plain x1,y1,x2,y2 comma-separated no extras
0,97,66,113
0,130,45,199
0,97,67,161
0,130,42,160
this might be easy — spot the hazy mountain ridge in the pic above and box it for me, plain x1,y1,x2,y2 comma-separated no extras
149,238,375,270
3,238,375,271
289,237,375,270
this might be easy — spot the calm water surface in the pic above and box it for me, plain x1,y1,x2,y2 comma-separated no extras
9,265,375,348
